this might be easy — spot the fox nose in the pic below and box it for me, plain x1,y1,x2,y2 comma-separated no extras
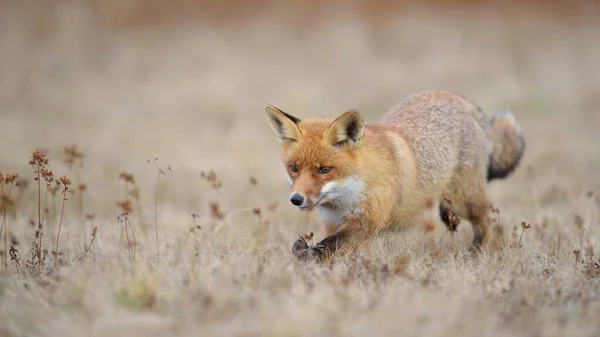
290,193,304,206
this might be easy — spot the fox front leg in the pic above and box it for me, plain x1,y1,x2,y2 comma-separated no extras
291,229,350,262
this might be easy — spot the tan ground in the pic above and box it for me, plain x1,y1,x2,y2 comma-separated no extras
1,1,600,336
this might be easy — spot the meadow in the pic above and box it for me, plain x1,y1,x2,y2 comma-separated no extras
1,1,600,336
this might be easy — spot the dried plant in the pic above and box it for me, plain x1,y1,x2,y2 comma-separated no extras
117,171,144,242
64,145,85,219
118,172,136,211
491,205,501,225
9,245,20,273
119,172,135,185
148,158,171,258
303,231,314,242
28,150,50,270
118,213,136,261
245,207,262,229
40,168,55,228
446,210,461,251
518,221,531,248
1,172,18,273
200,169,222,192
74,226,98,264
63,145,84,171
54,175,71,263
117,199,134,213
190,213,202,232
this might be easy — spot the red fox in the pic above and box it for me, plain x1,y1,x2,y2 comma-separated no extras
265,90,525,261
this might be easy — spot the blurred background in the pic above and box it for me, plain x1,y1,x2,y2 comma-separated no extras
1,0,599,221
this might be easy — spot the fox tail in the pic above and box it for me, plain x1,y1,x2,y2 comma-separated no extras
486,110,525,181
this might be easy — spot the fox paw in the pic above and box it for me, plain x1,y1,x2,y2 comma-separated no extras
292,237,325,262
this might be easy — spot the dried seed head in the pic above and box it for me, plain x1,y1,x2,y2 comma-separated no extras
78,183,87,191
119,172,135,184
447,210,461,232
209,202,225,220
9,245,19,261
41,169,54,184
201,170,221,189
117,200,133,213
252,207,261,215
521,221,531,230
64,145,85,168
4,173,18,184
58,175,71,187
423,220,435,233
29,149,49,167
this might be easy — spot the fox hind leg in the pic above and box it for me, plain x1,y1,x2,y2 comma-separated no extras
441,182,491,252
465,193,492,251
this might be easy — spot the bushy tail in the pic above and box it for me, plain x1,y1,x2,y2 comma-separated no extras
486,110,525,181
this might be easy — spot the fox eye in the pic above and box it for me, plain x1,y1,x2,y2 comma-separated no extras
290,164,299,173
317,166,332,174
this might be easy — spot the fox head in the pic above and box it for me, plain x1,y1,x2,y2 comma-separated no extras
265,105,366,211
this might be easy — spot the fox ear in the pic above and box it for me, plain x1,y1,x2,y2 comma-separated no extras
265,105,302,144
326,109,364,150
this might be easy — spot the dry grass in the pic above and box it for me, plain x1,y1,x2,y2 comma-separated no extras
1,1,600,336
